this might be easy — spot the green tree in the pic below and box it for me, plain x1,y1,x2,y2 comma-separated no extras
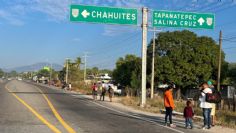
9,70,18,77
228,63,236,86
59,57,83,83
37,69,50,78
113,54,141,95
147,30,227,91
0,69,4,78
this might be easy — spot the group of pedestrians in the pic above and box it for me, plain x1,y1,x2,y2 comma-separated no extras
163,81,217,130
92,82,114,102
199,81,216,129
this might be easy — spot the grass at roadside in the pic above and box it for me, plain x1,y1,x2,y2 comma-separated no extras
121,97,236,129
72,82,92,95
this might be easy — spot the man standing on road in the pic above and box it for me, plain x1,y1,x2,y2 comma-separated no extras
164,84,176,128
199,82,212,130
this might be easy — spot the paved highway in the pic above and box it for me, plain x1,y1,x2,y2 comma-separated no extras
0,80,206,133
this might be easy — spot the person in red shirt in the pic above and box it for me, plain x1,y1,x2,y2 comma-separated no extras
92,83,98,100
184,100,194,129
164,84,176,127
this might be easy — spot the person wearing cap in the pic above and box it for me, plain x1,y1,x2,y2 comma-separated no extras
164,84,176,127
207,81,216,127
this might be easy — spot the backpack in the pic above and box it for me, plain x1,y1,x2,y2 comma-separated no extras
205,90,222,103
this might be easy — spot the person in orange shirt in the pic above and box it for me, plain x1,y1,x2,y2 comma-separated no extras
164,84,176,127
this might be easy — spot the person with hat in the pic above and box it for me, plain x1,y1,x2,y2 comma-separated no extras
207,81,216,127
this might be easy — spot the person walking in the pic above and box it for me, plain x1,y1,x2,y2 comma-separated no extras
108,86,114,102
92,83,98,100
184,100,194,129
100,86,106,101
199,82,212,130
97,83,102,100
207,81,216,127
164,84,176,127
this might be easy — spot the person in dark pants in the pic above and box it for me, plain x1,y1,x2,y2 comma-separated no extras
100,86,106,101
199,82,212,130
108,86,114,102
164,85,176,128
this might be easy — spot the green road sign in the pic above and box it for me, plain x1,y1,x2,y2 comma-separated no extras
70,5,138,25
152,10,214,29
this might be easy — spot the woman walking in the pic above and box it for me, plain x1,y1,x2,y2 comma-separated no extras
108,86,114,102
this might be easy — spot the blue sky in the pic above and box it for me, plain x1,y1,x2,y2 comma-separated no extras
0,0,236,70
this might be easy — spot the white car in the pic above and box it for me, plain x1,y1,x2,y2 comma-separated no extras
107,83,122,95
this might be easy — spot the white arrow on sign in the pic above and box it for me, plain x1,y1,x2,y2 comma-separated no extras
198,17,205,26
81,10,90,18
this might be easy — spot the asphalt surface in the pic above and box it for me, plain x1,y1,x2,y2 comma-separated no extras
0,80,207,133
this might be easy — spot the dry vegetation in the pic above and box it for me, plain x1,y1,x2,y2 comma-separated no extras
121,97,236,129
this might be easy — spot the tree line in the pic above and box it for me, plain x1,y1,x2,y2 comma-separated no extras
112,30,236,96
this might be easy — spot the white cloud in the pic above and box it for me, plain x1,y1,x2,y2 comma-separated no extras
0,0,146,25
72,38,80,42
102,25,140,36
0,9,24,26
30,0,71,22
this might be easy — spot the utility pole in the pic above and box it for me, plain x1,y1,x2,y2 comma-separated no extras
217,30,222,91
65,58,69,84
83,53,88,82
149,28,161,99
49,63,53,85
151,28,156,99
141,7,148,107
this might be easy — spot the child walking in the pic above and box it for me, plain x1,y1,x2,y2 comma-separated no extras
184,100,194,129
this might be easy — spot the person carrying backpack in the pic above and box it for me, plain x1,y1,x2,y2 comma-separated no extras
199,82,212,130
100,85,106,101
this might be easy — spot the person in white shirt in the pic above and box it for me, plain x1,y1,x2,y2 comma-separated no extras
68,83,72,91
199,82,212,130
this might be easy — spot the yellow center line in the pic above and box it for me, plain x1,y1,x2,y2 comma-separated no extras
36,87,76,133
5,85,62,133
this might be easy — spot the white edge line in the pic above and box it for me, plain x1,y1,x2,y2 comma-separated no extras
89,101,185,133
30,82,185,133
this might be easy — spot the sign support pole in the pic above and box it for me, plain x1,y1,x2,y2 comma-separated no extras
141,7,148,107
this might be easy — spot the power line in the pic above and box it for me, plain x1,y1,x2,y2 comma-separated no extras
88,36,141,68
223,46,236,50
90,31,141,56
214,2,236,13
223,39,236,43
